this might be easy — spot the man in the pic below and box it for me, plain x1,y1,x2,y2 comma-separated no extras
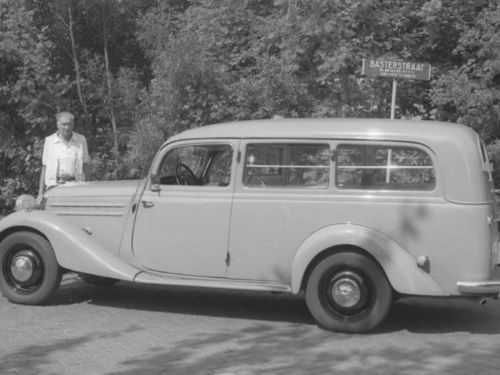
36,112,90,203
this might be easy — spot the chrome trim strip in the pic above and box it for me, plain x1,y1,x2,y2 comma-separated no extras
49,203,126,208
53,211,124,217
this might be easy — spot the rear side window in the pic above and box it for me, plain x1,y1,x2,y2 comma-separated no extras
244,143,330,188
336,144,435,190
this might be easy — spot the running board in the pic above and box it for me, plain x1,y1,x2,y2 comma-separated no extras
133,271,292,293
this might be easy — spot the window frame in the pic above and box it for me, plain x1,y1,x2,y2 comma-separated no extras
334,141,438,192
241,141,333,190
151,140,237,190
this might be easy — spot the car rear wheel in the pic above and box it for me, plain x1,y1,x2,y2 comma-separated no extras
0,231,62,304
305,251,393,333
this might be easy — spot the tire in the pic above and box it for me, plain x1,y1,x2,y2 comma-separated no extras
0,231,62,305
79,273,118,286
305,251,393,333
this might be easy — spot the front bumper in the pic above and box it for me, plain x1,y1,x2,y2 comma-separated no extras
457,280,500,297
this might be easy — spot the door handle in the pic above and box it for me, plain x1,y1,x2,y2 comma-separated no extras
488,215,500,225
141,200,155,208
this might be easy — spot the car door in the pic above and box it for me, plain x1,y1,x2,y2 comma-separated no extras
132,140,238,277
228,140,333,284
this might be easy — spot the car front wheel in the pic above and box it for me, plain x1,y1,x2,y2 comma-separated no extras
0,231,62,304
305,251,393,333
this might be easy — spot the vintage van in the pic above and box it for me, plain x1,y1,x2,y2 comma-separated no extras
1,118,499,333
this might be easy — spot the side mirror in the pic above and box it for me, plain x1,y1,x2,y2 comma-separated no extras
150,173,161,192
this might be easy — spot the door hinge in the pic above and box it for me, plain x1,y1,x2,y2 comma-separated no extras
225,252,231,266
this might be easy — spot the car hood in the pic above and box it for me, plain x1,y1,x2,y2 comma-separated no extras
45,180,142,198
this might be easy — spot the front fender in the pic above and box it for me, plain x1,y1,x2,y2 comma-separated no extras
291,224,445,296
0,210,140,280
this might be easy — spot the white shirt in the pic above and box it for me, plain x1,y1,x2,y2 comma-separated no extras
42,132,89,188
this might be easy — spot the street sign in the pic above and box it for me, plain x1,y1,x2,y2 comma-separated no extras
362,58,431,81
361,58,431,119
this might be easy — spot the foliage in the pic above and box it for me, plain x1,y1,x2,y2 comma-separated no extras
0,0,70,213
487,140,500,186
429,3,500,141
124,112,165,178
2,0,500,213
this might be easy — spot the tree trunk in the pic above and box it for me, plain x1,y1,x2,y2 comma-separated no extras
102,1,119,155
67,4,90,128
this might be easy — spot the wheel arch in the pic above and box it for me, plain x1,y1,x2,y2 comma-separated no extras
0,225,49,246
0,210,140,281
291,224,445,296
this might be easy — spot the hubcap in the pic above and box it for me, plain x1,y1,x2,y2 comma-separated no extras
11,255,35,282
6,249,42,289
331,277,361,308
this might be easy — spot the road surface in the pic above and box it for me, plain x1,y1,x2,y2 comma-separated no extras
1,273,500,375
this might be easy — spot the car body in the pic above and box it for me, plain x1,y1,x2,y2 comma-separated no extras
1,118,500,333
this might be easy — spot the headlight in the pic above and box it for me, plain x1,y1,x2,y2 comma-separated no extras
15,194,36,211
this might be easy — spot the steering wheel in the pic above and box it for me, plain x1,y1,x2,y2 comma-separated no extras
175,163,198,185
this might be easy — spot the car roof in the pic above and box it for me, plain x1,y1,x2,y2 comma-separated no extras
166,118,478,144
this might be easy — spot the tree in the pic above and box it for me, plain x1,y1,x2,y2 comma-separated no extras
0,0,70,213
3,0,500,212
430,2,500,141
27,0,151,178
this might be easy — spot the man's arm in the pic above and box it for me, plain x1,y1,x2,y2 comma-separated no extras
36,165,46,204
81,135,90,181
82,162,90,181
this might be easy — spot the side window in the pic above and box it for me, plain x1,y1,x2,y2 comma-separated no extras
336,144,435,190
244,143,330,188
158,144,233,186
479,140,495,184
205,148,233,186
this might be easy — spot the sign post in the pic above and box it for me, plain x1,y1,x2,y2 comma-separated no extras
362,58,431,119
391,79,397,120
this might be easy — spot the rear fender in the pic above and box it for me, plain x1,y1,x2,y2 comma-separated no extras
0,210,140,280
291,224,445,296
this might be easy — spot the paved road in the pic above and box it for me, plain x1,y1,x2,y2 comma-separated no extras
1,273,500,375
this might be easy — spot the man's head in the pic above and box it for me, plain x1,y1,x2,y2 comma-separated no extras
56,112,75,141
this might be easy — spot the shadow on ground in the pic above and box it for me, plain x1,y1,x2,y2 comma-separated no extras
1,319,500,375
2,275,500,375
53,277,315,326
108,332,500,375
52,275,500,335
0,336,92,375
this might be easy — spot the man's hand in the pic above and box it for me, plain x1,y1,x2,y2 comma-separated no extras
35,194,44,208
